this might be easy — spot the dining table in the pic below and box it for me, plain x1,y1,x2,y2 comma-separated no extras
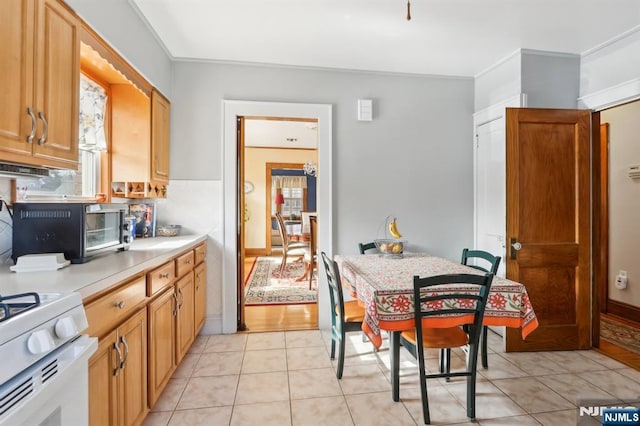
334,252,539,401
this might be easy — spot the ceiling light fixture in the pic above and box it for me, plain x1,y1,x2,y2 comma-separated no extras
406,1,411,21
303,161,317,177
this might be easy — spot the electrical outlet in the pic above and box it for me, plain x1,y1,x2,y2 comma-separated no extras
615,270,628,290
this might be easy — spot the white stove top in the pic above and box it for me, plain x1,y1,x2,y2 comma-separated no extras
0,292,88,386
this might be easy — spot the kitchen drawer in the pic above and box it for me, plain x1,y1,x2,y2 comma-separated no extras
85,275,146,338
175,251,195,278
194,243,206,265
148,260,176,296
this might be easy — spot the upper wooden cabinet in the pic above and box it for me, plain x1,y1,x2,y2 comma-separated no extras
151,89,170,183
0,0,79,169
80,24,170,199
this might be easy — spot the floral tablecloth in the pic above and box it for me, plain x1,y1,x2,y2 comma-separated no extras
335,253,539,349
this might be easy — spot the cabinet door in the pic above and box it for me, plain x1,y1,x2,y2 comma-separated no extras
117,308,148,426
176,272,195,364
194,262,206,333
89,330,118,426
148,287,176,407
0,0,35,158
32,0,79,165
150,89,170,183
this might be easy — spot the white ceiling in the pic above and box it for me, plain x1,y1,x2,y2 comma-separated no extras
131,0,640,77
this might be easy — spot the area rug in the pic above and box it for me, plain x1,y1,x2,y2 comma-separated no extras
600,316,640,355
244,257,317,306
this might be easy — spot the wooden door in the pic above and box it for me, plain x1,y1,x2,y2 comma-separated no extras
117,308,148,426
194,262,207,333
505,108,591,351
33,0,79,166
176,272,195,363
0,0,35,159
147,287,176,408
88,330,118,426
151,89,170,183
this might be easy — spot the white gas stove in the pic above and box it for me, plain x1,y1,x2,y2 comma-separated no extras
0,291,97,425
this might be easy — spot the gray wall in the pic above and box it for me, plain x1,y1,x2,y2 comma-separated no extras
475,49,580,111
64,0,173,96
171,62,475,259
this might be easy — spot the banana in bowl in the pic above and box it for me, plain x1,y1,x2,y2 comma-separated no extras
374,238,405,258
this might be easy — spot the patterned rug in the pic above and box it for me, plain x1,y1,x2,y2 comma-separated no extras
244,257,317,306
601,316,640,355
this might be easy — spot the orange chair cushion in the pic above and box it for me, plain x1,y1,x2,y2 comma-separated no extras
401,326,468,349
341,300,365,323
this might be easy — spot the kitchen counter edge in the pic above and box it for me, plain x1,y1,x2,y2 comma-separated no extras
0,234,208,301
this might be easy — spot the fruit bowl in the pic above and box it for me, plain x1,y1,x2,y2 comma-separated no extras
157,225,182,237
374,238,405,258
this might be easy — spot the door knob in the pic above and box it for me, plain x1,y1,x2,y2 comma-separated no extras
510,238,522,259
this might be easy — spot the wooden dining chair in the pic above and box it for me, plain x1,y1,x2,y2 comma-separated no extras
358,241,377,254
460,248,501,369
320,251,366,379
399,273,494,424
300,216,318,289
273,212,309,276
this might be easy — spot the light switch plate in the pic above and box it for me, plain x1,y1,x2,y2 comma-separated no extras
358,99,373,121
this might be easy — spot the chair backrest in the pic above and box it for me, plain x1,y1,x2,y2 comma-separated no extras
461,248,501,275
320,252,346,329
309,216,318,257
302,211,317,234
413,273,494,347
274,212,290,248
358,242,377,254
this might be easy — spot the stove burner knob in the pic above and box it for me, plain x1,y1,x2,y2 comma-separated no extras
55,316,79,339
27,330,55,355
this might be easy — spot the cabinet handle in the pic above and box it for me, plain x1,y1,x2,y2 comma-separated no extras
26,107,36,143
178,288,184,309
113,342,123,376
120,336,129,370
37,112,47,145
160,272,170,279
114,301,126,309
172,292,178,316
186,260,192,264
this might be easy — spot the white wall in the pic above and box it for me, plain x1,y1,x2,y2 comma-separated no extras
601,102,640,307
64,0,173,97
475,51,521,111
580,27,640,98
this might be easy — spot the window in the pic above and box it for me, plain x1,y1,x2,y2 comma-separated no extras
281,187,303,218
271,175,307,219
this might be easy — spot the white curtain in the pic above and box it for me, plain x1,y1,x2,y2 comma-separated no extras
272,176,307,189
78,74,107,152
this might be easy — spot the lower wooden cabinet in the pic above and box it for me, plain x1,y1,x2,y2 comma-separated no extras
194,262,206,333
176,272,195,364
147,286,176,407
89,308,147,426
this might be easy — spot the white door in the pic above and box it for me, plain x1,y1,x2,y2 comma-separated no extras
475,118,507,277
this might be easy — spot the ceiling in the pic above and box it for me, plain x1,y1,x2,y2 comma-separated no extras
131,0,640,77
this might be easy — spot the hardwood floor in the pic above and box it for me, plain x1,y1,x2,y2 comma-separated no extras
242,256,318,332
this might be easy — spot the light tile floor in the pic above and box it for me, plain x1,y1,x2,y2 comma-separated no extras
143,330,640,425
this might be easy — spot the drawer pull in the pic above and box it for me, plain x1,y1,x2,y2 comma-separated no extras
115,301,126,309
186,260,192,264
160,272,170,279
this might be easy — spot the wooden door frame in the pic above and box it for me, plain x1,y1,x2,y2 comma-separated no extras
592,120,606,347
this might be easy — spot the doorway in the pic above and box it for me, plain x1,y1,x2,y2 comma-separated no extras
222,101,332,335
241,120,319,332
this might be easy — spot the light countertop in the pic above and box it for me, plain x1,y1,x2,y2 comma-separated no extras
0,234,207,301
